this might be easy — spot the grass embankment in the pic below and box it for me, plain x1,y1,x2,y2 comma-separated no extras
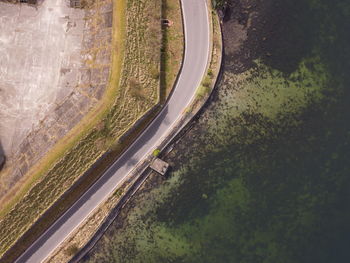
46,3,184,261
0,0,184,261
0,0,166,259
75,6,222,261
53,2,184,261
51,3,183,263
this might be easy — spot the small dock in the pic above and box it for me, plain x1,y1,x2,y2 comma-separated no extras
150,158,169,176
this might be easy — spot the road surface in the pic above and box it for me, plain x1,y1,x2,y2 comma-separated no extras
15,0,210,262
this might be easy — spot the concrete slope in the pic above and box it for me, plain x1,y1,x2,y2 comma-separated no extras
15,0,210,262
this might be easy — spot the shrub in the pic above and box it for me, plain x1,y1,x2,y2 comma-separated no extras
208,69,214,78
196,85,211,98
153,149,160,157
66,244,79,256
202,76,212,88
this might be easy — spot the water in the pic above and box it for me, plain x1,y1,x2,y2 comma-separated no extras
82,0,350,262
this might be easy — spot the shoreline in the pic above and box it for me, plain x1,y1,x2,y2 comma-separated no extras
77,1,266,260
69,1,223,262
79,0,350,262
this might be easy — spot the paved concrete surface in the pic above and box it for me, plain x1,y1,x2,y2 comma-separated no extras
150,158,169,175
0,0,85,156
14,0,210,262
0,0,113,201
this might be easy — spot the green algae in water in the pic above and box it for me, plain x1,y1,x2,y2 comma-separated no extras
205,56,328,148
82,0,350,262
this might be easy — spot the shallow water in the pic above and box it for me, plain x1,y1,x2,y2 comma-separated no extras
82,0,350,262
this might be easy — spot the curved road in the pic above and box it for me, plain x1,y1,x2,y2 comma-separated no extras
15,0,210,262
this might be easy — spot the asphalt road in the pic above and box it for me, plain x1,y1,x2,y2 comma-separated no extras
15,0,210,262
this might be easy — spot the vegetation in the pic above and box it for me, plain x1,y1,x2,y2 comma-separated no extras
211,0,225,9
153,149,161,157
0,0,163,259
79,3,223,263
113,188,123,198
0,0,185,260
65,244,80,256
196,85,211,97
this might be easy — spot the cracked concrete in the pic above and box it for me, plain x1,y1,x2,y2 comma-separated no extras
0,0,113,199
0,0,85,156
